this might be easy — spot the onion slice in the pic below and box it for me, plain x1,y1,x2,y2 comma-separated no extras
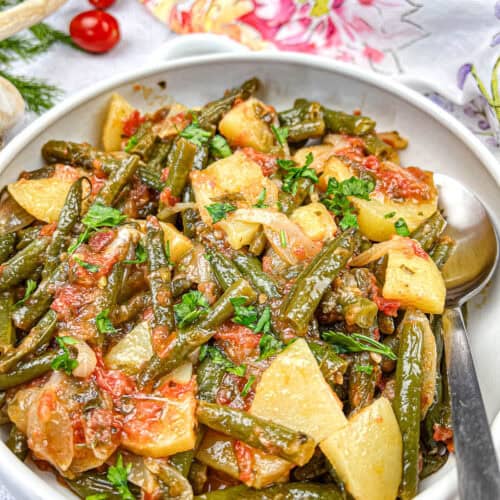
349,236,418,267
72,340,97,378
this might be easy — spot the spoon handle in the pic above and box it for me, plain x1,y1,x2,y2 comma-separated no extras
443,307,500,500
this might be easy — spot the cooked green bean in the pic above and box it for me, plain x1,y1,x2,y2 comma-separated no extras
0,309,57,374
0,233,16,263
197,355,226,402
394,309,425,500
170,429,206,478
206,248,242,291
181,185,199,238
0,236,50,292
278,177,313,215
348,352,376,415
15,226,40,251
66,472,139,500
197,401,315,465
164,138,197,198
0,350,56,390
0,291,14,353
283,230,357,334
233,252,280,299
410,211,446,252
363,134,396,160
137,278,256,388
248,230,267,256
278,101,325,142
127,122,157,160
6,426,28,461
110,290,151,325
307,339,348,387
430,236,456,270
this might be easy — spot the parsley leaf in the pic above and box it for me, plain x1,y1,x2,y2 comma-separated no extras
73,256,99,273
271,125,289,147
124,135,138,153
258,333,284,360
180,119,211,147
394,217,410,236
279,229,287,248
96,309,117,335
321,331,397,360
384,211,396,219
210,135,232,158
253,188,267,208
278,153,318,195
174,290,209,328
206,202,237,223
230,300,271,334
124,243,147,265
15,279,37,306
241,375,256,397
321,176,375,230
51,336,78,374
83,204,127,229
254,306,272,334
107,454,134,500
354,364,374,375
199,344,208,362
85,494,108,500
204,346,246,377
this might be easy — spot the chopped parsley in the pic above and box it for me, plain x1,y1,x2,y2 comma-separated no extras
210,135,232,158
205,202,237,223
85,494,108,500
321,331,397,360
321,176,375,230
384,211,396,219
278,153,318,195
254,306,272,334
203,346,246,377
96,309,117,335
394,217,410,236
279,229,287,248
258,333,284,360
230,299,272,334
124,135,138,153
179,115,212,146
241,375,256,397
271,125,289,147
73,256,99,273
107,454,134,500
51,336,78,375
174,290,209,328
253,188,267,208
15,279,37,306
123,242,147,265
354,364,374,375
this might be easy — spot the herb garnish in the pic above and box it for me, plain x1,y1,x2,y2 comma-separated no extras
258,333,284,360
394,217,410,236
51,336,78,374
174,290,209,328
321,331,397,360
230,299,272,334
210,135,232,158
206,202,237,223
107,454,134,500
123,243,147,265
15,279,37,306
241,375,256,397
354,364,374,375
202,346,246,377
384,211,396,219
271,125,289,147
253,188,267,208
96,309,117,335
73,257,99,273
278,153,318,195
180,114,212,146
124,135,138,153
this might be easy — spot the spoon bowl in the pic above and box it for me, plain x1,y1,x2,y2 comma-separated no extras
435,173,500,500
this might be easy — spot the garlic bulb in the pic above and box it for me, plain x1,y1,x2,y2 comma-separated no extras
0,76,24,136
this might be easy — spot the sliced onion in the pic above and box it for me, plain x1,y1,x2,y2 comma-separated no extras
158,202,198,220
350,236,415,267
0,188,34,234
231,208,321,265
72,340,97,378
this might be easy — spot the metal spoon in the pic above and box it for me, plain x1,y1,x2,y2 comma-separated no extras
435,173,500,499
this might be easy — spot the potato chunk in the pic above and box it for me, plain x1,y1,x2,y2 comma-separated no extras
293,145,338,174
102,93,135,152
383,247,445,314
290,202,337,241
320,156,437,241
251,338,347,443
159,222,193,263
320,397,402,500
191,151,278,249
219,97,275,152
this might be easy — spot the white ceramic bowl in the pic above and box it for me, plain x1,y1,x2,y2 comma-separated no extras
0,48,499,500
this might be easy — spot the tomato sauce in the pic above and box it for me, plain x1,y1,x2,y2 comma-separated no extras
239,147,277,177
123,110,145,137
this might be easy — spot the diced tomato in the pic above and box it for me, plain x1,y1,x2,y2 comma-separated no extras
93,352,136,398
88,230,115,252
373,294,400,317
409,239,429,260
160,167,170,182
123,110,144,137
51,283,96,321
40,223,57,237
234,440,255,484
433,423,454,452
214,322,261,366
159,187,180,207
83,407,122,451
90,174,107,197
239,147,277,177
158,378,195,400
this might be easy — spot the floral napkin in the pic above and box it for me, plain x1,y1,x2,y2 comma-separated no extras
141,0,500,155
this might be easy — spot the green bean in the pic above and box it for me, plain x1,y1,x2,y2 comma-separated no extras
206,248,242,291
20,165,55,180
170,428,206,478
278,101,325,142
13,262,68,331
233,252,280,299
147,140,172,173
0,310,57,374
136,165,165,191
340,296,378,329
381,335,400,373
0,292,14,353
41,140,122,174
0,233,15,263
164,138,197,199
278,177,313,215
0,236,50,291
283,230,357,334
393,309,425,500
43,178,84,280
197,355,226,403
137,278,256,388
248,230,267,256
430,236,456,270
93,154,140,207
127,122,157,160
197,401,315,465
307,339,348,387
197,78,260,128
181,185,199,239
193,143,209,170
188,460,207,495
145,217,175,332
6,426,28,461
0,350,56,390
379,312,395,335
363,134,396,160
292,448,330,481
348,352,376,415
171,277,194,298
111,291,151,325
66,471,139,500
15,226,40,250
410,211,446,252
195,482,343,500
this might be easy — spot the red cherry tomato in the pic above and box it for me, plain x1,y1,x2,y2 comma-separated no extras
69,10,120,54
89,0,116,8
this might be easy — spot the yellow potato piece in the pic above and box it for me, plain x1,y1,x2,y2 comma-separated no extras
219,97,275,152
251,338,347,443
159,222,193,263
383,248,445,314
293,144,339,174
102,93,135,152
320,397,402,500
320,156,438,241
8,177,75,223
290,202,337,241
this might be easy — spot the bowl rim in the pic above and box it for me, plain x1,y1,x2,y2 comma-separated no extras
0,51,497,500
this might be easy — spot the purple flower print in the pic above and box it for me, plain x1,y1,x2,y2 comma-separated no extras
457,63,472,89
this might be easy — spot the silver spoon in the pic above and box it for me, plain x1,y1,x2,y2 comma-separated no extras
435,173,500,499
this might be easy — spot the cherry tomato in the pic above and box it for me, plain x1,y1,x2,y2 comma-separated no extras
89,0,116,8
69,10,120,54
